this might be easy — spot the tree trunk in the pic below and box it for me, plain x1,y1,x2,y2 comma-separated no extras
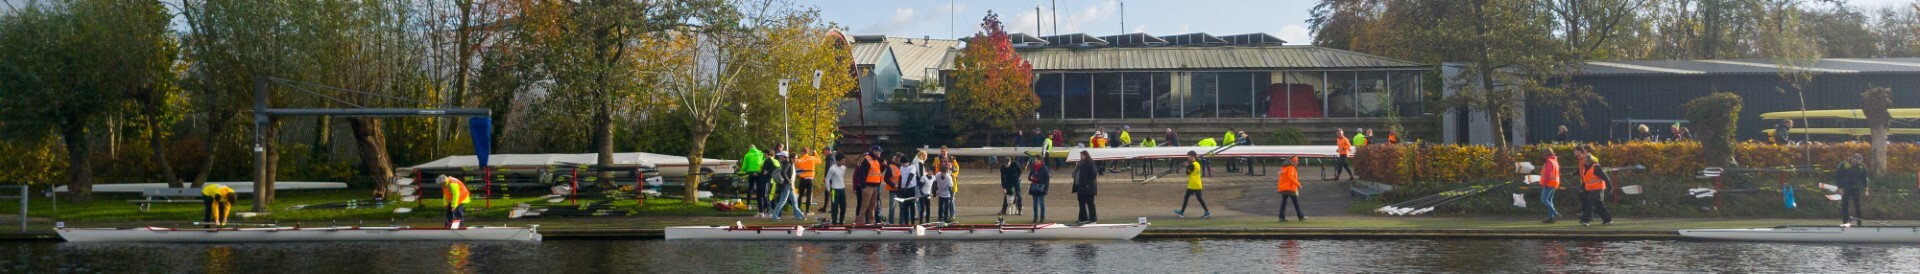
60,125,94,202
263,118,280,206
594,103,614,169
145,98,181,188
685,123,713,203
350,118,396,196
1871,126,1888,175
191,115,225,189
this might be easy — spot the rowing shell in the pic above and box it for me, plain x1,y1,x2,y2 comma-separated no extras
665,223,1147,240
1679,226,1920,243
56,226,542,242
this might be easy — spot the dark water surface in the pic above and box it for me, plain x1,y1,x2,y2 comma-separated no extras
5,238,1918,273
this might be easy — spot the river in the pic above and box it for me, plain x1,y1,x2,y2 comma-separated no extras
5,239,1917,273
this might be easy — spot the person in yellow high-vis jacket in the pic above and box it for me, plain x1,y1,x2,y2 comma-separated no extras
201,184,235,227
441,175,472,228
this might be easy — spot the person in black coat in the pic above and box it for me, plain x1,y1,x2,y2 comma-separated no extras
999,157,1024,215
1835,153,1869,226
1073,151,1100,224
1028,156,1050,223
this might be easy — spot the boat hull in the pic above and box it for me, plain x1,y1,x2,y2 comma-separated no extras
57,226,541,243
1679,226,1920,243
665,223,1147,241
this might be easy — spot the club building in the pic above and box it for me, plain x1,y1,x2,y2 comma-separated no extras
844,32,1434,147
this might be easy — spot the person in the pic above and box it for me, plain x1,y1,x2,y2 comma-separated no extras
856,149,884,224
795,148,821,212
1142,138,1157,148
1051,129,1067,166
999,157,1025,216
740,145,766,213
1539,149,1563,224
916,152,935,224
1118,126,1133,147
1014,130,1028,148
1165,128,1180,147
1778,120,1794,144
825,153,849,224
934,159,955,223
1195,137,1218,176
1352,128,1369,147
1387,130,1399,145
1028,156,1051,223
1365,129,1379,145
1333,129,1355,181
896,154,920,224
1229,130,1251,172
439,175,472,228
1073,151,1100,224
1174,151,1212,218
1223,128,1238,147
1835,153,1869,226
201,183,236,227
1276,157,1304,222
1669,123,1686,141
1031,128,1046,148
1556,125,1571,143
1636,124,1653,142
769,152,805,221
1575,145,1612,226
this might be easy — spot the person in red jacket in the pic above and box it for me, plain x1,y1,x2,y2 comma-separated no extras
1538,149,1562,224
1276,157,1304,222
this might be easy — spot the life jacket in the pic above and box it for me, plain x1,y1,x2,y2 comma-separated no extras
1187,160,1204,190
1540,156,1562,189
884,164,901,192
795,154,819,179
1388,134,1399,144
863,157,883,184
202,184,235,202
443,177,471,206
1581,161,1606,191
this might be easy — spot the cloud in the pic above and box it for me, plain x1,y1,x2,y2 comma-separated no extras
1006,7,1044,35
1057,0,1120,34
859,8,917,35
1177,23,1191,34
1276,24,1311,45
1132,24,1149,34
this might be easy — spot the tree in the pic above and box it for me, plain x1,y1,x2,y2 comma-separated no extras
948,11,1038,145
0,0,175,201
1308,0,1380,50
1862,87,1891,176
1757,0,1822,175
1541,0,1647,59
1379,0,1602,147
1684,93,1742,167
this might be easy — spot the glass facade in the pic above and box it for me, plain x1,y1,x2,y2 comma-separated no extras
1033,70,1425,119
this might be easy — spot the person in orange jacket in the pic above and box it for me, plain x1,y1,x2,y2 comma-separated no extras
1575,145,1612,226
1538,149,1562,224
1276,157,1304,222
1332,129,1355,180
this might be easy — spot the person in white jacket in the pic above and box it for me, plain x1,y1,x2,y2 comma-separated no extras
933,166,955,223
824,153,848,225
896,154,921,225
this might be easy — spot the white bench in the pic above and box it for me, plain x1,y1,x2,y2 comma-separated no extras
127,188,202,212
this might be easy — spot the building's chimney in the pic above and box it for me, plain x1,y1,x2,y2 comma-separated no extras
923,35,931,47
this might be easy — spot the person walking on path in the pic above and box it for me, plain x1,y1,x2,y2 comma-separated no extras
1174,151,1212,218
769,153,806,222
1276,157,1304,222
1575,145,1612,226
1073,151,1100,224
1028,156,1051,223
855,150,884,225
795,148,820,212
1539,149,1563,224
1835,153,1869,226
999,157,1024,215
1333,129,1355,181
825,153,848,224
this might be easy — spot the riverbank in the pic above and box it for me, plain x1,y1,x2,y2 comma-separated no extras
2,215,1885,241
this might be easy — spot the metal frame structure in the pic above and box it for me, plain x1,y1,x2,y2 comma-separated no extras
250,77,490,212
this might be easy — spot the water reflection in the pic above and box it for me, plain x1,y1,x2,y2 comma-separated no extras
14,239,1920,273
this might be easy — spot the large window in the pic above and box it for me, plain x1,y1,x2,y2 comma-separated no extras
1186,72,1219,118
1094,73,1123,119
1063,73,1093,119
1326,71,1358,117
1122,72,1155,119
1357,71,1391,117
1276,72,1327,118
1151,73,1175,119
1390,71,1424,117
1035,73,1063,119
1218,72,1255,118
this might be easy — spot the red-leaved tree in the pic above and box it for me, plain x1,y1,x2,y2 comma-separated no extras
948,11,1037,144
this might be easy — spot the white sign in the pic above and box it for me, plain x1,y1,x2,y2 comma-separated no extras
811,70,823,88
778,79,790,97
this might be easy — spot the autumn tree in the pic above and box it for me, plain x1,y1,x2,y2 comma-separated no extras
948,11,1038,144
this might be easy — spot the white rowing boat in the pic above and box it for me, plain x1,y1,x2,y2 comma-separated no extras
924,146,1339,161
1679,226,1920,243
57,226,541,243
665,223,1148,240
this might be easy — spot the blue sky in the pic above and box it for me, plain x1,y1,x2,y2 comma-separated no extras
806,0,1919,45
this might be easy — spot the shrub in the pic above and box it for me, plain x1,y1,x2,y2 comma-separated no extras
1261,127,1310,145
1684,93,1741,167
1356,142,1920,184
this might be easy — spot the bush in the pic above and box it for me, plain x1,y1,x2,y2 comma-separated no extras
1261,127,1310,145
1356,142,1920,185
1684,93,1741,167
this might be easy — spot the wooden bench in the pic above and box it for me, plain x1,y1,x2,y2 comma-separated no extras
127,188,202,212
1349,181,1393,199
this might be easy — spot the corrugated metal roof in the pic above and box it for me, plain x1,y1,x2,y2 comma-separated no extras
1576,58,1920,76
850,36,962,81
1013,45,1426,71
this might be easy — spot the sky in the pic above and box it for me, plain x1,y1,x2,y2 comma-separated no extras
807,0,1920,45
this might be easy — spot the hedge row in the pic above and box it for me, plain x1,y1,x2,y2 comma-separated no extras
1354,141,1920,184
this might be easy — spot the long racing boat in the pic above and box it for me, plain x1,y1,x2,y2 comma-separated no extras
56,226,541,243
665,222,1148,240
1679,226,1920,243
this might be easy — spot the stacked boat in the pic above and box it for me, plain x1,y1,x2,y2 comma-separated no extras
665,222,1148,240
57,226,541,243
